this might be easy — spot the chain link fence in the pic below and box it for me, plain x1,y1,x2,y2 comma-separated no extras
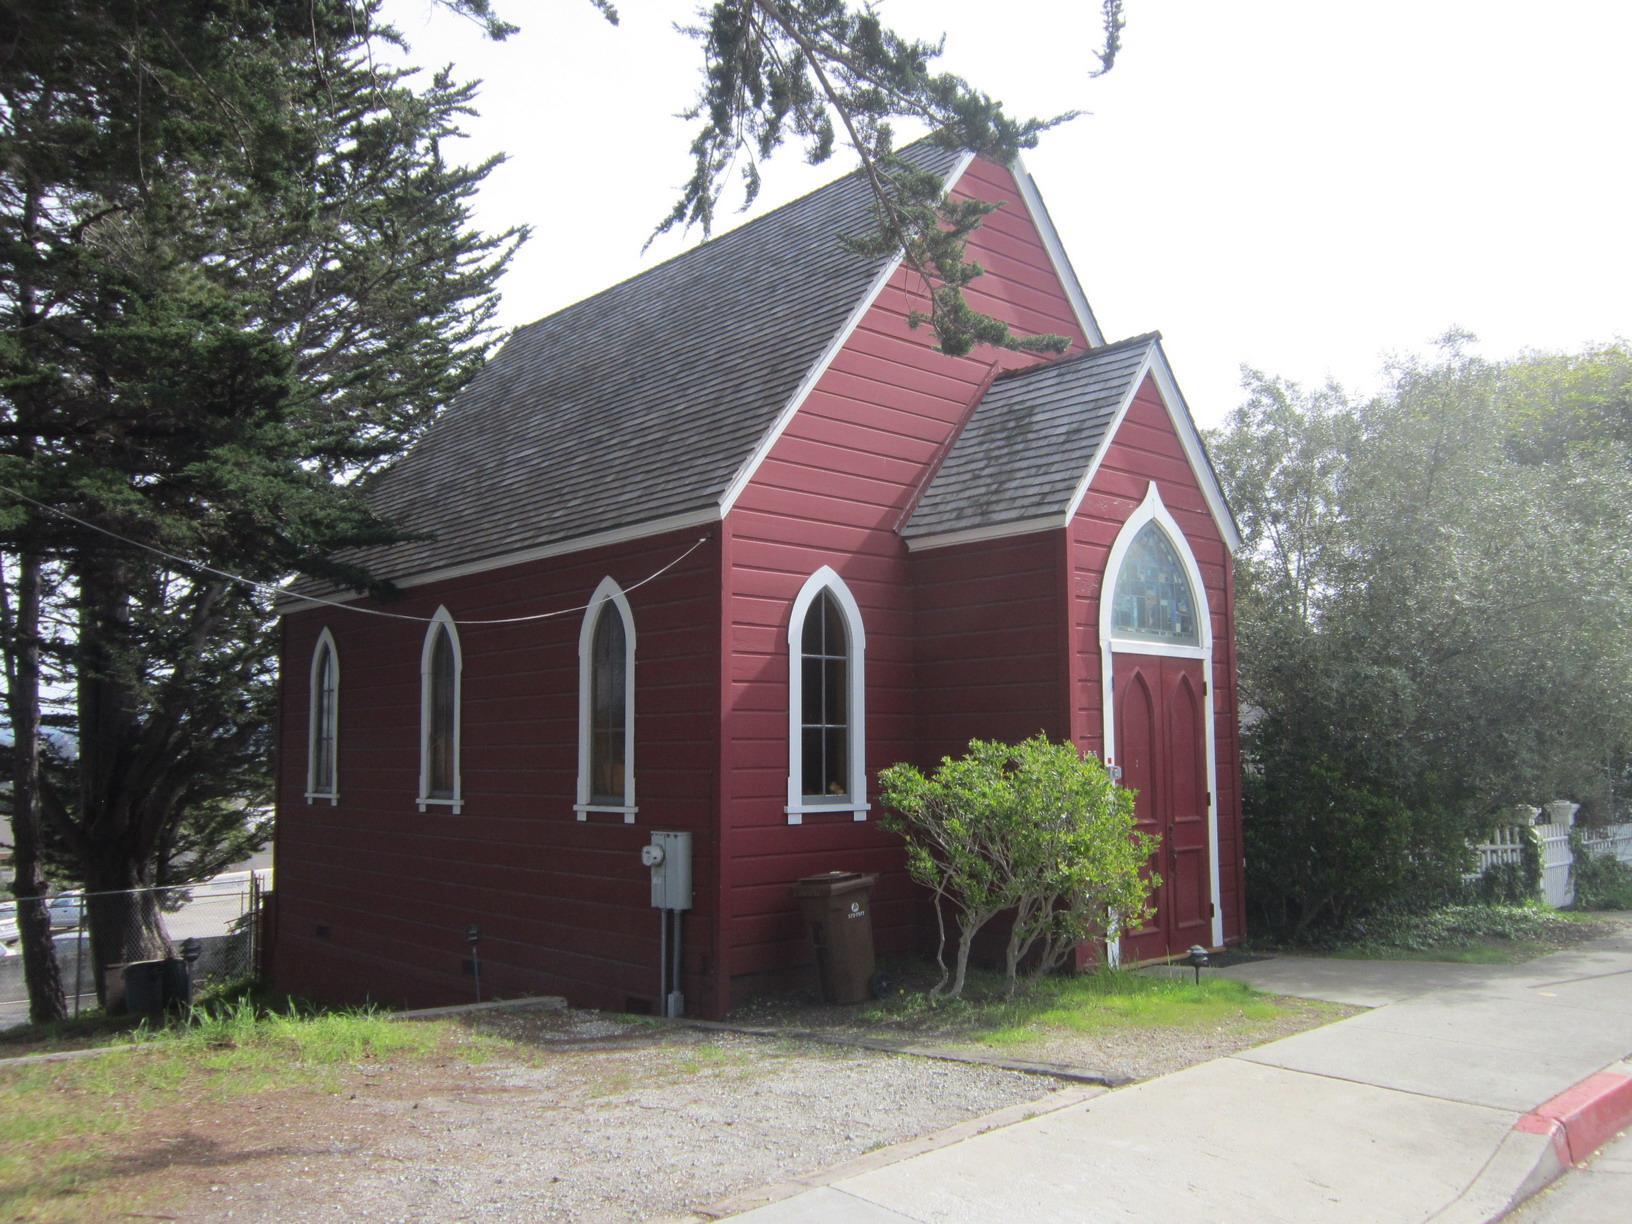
0,870,271,1020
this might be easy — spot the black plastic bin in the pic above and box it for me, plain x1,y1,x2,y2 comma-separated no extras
122,956,191,1018
123,959,167,1017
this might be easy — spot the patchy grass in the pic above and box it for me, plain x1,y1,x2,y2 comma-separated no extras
954,971,1283,1047
0,996,514,1221
832,964,1302,1050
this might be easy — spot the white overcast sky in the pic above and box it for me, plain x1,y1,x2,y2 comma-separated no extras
383,0,1631,428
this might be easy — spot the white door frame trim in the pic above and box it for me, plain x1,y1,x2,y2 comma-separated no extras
1100,483,1223,948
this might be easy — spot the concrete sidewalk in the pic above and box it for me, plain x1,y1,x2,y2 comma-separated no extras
726,926,1632,1222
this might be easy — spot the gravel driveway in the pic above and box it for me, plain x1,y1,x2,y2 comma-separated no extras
166,1008,1059,1222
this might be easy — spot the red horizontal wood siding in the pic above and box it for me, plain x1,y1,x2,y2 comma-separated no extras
911,532,1068,762
721,158,1093,993
1068,379,1246,943
274,526,721,1013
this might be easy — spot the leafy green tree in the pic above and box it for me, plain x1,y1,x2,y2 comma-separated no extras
880,736,1153,999
1212,337,1632,937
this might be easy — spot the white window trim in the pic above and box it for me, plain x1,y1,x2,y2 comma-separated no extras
1098,483,1223,948
305,627,339,805
786,566,869,825
418,606,463,814
576,577,637,823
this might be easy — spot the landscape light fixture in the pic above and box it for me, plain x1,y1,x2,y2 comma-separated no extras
1185,944,1210,986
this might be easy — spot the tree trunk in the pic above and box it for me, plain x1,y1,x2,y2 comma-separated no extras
76,562,172,1000
3,549,68,1022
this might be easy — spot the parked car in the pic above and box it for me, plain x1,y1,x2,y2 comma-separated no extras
46,892,84,931
0,901,17,947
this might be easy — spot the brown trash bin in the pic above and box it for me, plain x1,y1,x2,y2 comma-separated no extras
793,871,878,1004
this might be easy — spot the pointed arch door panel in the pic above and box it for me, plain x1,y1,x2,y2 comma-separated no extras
1115,653,1211,962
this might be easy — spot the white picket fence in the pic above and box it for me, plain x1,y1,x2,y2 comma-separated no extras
1469,801,1632,908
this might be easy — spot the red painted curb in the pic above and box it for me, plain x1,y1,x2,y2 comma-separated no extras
1515,1068,1632,1166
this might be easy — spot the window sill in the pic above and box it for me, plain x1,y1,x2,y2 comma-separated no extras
575,804,638,825
418,796,463,815
785,802,870,826
304,792,339,806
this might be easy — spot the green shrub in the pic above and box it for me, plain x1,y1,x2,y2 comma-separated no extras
879,736,1155,1000
1570,834,1632,910
1471,827,1543,903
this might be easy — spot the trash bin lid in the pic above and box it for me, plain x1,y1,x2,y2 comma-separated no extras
792,871,876,898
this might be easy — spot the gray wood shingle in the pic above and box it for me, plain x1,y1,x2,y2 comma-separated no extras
312,143,966,588
902,334,1158,540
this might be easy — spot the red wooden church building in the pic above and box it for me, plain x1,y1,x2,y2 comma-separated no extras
273,143,1246,1018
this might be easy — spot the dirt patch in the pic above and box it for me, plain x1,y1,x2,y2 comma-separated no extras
69,1009,1057,1222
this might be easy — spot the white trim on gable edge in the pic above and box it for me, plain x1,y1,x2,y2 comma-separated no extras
575,576,638,824
716,150,978,520
1010,157,1106,349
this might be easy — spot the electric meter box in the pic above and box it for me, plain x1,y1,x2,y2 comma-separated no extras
645,830,693,911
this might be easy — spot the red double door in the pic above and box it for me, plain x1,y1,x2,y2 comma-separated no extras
1112,653,1213,962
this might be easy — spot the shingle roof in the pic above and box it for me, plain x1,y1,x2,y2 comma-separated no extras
314,142,967,588
901,333,1158,541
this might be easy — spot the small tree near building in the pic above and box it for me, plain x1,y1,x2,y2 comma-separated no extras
880,736,1155,1000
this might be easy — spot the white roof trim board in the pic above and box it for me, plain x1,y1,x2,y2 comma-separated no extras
717,149,978,519
1011,156,1106,349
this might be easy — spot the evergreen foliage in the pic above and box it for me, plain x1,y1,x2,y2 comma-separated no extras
660,0,1126,357
0,0,521,1009
1212,338,1632,937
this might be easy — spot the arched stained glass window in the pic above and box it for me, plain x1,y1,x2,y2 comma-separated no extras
426,625,457,797
1111,522,1199,645
589,603,627,804
307,629,338,802
576,577,636,819
419,608,462,811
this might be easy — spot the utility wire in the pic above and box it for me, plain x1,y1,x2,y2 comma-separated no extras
0,481,709,627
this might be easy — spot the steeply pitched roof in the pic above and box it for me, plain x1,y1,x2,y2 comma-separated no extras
902,333,1159,541
322,143,967,587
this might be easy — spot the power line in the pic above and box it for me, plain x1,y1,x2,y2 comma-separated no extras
0,482,709,627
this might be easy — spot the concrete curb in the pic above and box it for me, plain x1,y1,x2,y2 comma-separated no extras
1437,1058,1632,1222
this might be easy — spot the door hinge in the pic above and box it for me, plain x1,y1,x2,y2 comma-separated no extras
1205,791,1212,807
1202,681,1208,698
1209,901,1216,918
